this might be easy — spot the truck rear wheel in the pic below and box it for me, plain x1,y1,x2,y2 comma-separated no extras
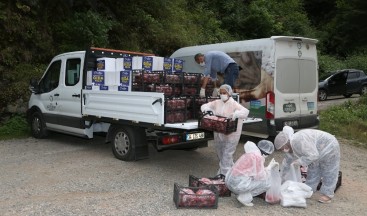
111,125,148,161
30,112,48,138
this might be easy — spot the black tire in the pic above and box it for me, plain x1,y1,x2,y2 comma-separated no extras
360,85,367,95
343,94,352,98
318,89,327,101
111,126,146,161
30,112,48,138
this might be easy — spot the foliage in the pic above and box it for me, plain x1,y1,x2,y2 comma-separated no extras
319,95,367,148
0,0,367,116
0,63,46,109
54,11,115,52
0,115,30,140
345,53,367,72
318,54,347,77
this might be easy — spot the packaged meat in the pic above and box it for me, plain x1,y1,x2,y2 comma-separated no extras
198,114,238,134
184,73,200,84
165,74,182,84
189,174,231,197
173,183,218,209
166,98,186,110
156,85,173,96
165,111,186,123
183,87,198,95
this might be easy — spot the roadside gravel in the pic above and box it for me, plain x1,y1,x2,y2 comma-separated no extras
1,132,366,216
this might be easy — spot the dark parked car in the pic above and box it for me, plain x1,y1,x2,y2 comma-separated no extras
318,69,367,101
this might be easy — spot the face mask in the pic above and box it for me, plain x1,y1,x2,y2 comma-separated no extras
199,62,205,67
220,94,229,102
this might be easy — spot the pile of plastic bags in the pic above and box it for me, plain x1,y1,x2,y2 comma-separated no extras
279,164,313,208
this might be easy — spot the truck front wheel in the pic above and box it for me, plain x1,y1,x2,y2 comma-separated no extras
110,126,148,161
30,112,48,138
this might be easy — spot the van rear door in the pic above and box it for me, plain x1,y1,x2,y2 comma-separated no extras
274,40,318,130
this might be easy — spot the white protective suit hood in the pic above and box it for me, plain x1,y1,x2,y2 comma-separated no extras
274,126,294,150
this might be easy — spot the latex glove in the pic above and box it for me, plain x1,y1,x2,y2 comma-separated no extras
231,111,239,121
266,158,279,171
200,88,206,97
212,88,219,97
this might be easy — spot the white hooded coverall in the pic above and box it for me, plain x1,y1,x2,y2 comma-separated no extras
225,141,271,204
280,128,340,198
201,91,249,176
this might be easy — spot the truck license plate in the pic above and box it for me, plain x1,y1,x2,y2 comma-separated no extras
186,132,205,141
283,120,298,127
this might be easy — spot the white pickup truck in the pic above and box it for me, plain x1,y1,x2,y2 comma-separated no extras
27,47,219,161
27,48,258,161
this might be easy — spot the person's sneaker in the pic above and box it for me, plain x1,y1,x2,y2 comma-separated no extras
318,195,331,204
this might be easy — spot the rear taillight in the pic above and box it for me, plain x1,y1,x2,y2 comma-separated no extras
162,135,181,145
266,91,275,119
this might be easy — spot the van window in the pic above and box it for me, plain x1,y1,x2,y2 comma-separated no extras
276,59,317,93
39,60,61,93
65,58,81,86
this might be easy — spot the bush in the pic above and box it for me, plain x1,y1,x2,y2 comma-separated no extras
319,95,367,148
0,115,30,140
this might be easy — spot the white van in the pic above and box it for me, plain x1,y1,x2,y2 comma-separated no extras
170,36,319,138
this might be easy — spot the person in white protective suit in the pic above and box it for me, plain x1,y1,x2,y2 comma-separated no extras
201,84,249,176
274,126,341,204
225,140,277,206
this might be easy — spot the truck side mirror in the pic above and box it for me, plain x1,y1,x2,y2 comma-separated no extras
29,78,40,94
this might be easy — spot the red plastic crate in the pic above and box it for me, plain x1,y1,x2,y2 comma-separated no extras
198,113,238,134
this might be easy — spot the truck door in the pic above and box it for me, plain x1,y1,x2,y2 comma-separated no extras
275,57,318,128
37,60,62,125
55,55,84,133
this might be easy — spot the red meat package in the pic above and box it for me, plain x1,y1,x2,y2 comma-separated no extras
165,74,181,84
174,183,218,209
199,115,237,134
189,174,231,197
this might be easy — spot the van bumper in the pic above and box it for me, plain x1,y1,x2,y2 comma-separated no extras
272,114,320,135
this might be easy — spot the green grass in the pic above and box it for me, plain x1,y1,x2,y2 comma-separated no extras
319,95,367,148
0,115,30,140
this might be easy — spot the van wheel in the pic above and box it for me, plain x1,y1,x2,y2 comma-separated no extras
360,85,367,95
318,90,327,101
30,112,48,138
111,126,147,161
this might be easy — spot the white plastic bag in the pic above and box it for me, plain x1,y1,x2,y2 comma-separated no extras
280,180,313,208
283,163,302,183
265,163,281,204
